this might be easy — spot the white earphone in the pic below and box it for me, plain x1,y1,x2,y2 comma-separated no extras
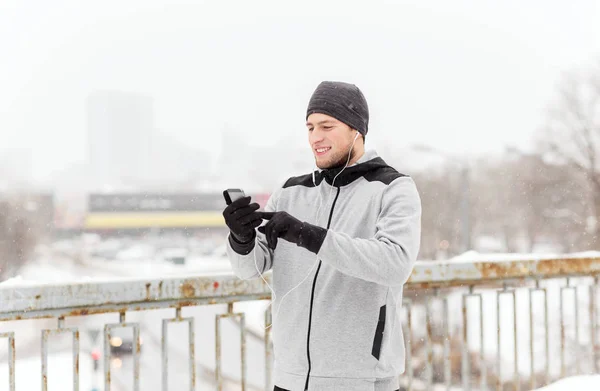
258,129,362,329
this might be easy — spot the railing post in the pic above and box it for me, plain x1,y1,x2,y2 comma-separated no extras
402,299,413,391
41,317,79,391
497,283,518,391
265,306,273,391
162,307,196,391
0,333,15,391
425,295,433,388
443,296,451,391
529,279,549,389
104,314,141,391
591,277,599,374
216,302,247,391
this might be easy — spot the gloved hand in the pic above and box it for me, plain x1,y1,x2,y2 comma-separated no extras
222,196,262,244
257,211,302,249
258,211,328,254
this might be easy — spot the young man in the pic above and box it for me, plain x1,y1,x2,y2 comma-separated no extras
223,81,421,391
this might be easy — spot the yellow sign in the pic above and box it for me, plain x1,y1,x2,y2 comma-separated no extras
85,212,226,229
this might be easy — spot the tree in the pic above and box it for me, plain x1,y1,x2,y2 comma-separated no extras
470,155,524,253
413,166,469,259
415,149,588,258
0,198,37,281
470,150,588,253
537,59,600,248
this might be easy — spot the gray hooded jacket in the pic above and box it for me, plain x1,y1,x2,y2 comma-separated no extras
226,149,421,391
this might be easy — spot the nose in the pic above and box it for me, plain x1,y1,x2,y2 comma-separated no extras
309,128,325,146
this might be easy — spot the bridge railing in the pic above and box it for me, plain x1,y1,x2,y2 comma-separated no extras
1,253,599,390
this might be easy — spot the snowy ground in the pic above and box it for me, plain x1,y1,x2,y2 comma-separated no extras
535,375,600,390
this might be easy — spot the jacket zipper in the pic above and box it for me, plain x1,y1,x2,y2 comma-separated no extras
304,186,341,391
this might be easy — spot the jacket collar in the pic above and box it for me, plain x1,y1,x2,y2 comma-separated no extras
313,149,390,187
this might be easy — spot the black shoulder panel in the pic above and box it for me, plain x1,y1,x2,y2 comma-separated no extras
283,173,317,188
363,166,407,185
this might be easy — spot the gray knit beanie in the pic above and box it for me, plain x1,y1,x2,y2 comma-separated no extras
306,81,369,136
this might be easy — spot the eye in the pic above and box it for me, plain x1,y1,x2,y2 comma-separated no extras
323,126,333,130
308,127,314,132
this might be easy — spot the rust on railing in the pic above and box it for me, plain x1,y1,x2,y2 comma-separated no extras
406,255,600,289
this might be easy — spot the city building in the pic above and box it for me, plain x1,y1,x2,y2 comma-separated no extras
86,90,155,189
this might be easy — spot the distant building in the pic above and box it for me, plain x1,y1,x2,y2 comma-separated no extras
84,192,270,231
86,91,155,189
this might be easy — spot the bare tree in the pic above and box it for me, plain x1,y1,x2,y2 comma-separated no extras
470,150,588,253
0,198,37,281
415,149,588,257
538,59,600,248
509,151,587,252
470,155,524,252
413,166,467,259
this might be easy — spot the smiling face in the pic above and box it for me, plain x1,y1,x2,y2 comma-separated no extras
307,112,364,169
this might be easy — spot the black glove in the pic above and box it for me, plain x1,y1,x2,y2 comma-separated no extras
258,211,328,254
223,196,262,254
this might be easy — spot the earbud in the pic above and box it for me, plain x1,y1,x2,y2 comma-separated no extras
354,132,359,141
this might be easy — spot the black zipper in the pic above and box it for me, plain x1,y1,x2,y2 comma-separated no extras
304,186,341,391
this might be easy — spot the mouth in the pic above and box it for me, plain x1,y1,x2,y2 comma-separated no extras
314,147,331,157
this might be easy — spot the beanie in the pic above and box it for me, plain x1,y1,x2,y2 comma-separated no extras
306,81,369,136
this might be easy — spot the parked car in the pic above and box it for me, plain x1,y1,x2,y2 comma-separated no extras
158,247,188,265
109,328,143,355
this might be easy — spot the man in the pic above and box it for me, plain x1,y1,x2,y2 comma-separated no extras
223,81,421,391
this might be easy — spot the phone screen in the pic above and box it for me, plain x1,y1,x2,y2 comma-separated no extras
223,189,245,205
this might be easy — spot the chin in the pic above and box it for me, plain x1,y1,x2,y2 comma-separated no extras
315,161,327,169
315,159,337,170
314,152,344,169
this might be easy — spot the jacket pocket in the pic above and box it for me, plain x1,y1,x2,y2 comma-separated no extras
371,305,386,360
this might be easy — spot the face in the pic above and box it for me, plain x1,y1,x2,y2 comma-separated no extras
307,113,360,169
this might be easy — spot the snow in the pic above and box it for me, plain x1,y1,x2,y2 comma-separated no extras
0,275,25,286
449,250,600,263
534,375,600,391
0,259,112,287
0,250,234,287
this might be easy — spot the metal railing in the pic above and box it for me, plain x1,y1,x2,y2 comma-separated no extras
1,254,600,390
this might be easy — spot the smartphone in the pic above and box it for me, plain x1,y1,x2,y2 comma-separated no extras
223,188,246,205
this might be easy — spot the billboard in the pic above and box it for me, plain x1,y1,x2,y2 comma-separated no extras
85,192,270,229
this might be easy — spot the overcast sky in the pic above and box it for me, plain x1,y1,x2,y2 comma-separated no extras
1,0,599,182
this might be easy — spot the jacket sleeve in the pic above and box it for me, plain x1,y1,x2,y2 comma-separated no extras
315,176,421,286
226,186,282,280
